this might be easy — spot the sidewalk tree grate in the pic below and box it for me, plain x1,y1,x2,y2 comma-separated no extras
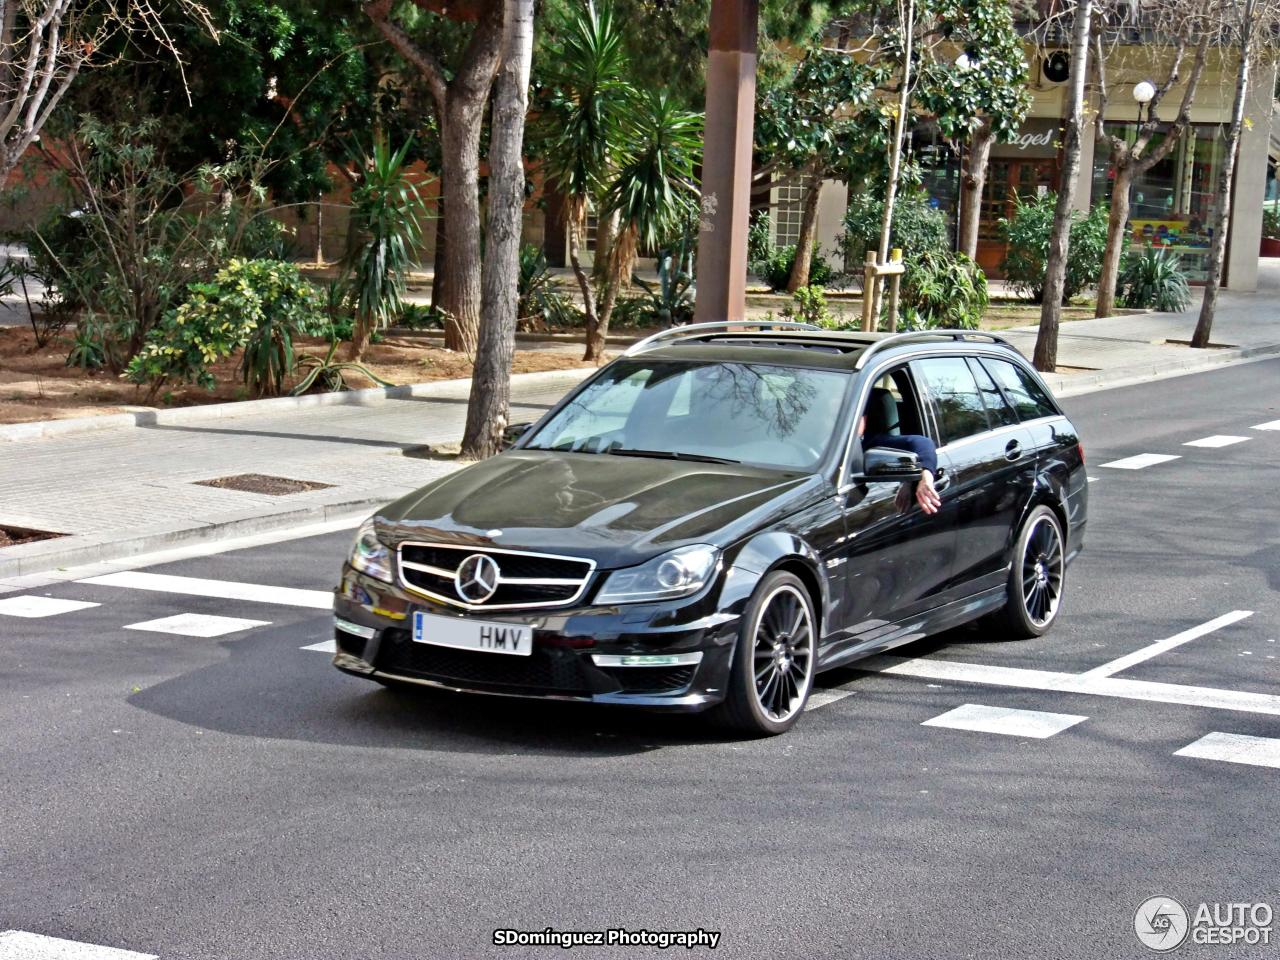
0,523,65,547
193,474,335,496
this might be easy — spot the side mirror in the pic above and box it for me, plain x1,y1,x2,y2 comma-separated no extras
502,422,533,450
856,447,923,483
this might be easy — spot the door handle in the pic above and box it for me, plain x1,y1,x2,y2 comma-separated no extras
932,468,950,492
1005,439,1023,462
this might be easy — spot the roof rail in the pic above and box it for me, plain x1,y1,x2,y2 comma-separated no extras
623,320,821,356
852,330,1016,369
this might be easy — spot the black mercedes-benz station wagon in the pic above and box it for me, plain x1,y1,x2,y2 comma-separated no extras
332,324,1087,735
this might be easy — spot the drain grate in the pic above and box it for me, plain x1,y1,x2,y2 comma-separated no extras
0,524,65,547
193,473,335,496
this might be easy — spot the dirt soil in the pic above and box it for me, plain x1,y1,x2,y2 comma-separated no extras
0,326,599,425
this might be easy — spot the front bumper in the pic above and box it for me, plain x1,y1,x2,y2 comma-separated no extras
331,564,741,712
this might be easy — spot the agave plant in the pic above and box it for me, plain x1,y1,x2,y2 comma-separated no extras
1116,245,1192,313
291,337,393,395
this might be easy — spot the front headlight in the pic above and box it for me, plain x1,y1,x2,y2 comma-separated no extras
595,544,720,604
349,516,393,582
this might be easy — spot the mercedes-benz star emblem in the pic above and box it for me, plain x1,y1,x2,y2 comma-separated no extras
455,553,500,603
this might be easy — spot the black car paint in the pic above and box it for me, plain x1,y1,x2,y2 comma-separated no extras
333,337,1087,710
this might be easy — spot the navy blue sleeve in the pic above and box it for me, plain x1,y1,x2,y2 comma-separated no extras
862,433,938,474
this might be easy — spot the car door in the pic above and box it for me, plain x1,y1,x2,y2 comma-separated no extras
823,364,959,664
912,355,1037,596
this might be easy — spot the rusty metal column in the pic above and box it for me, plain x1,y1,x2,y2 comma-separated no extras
694,0,759,324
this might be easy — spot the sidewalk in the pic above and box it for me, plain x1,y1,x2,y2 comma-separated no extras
2,263,1278,580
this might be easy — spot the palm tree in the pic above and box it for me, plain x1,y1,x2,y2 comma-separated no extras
539,2,632,340
587,89,702,362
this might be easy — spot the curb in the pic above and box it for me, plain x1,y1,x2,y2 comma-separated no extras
0,494,396,579
1043,340,1280,397
0,367,594,443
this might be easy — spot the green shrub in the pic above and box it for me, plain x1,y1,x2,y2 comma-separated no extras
760,244,833,292
783,285,835,326
899,250,989,330
747,210,774,275
517,244,580,328
840,191,950,270
397,303,447,331
126,259,326,400
1000,194,1113,304
1263,207,1280,240
1117,245,1191,312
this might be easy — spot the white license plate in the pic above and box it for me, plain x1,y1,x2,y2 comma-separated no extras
412,611,532,656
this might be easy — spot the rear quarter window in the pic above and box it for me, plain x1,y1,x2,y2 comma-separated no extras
981,357,1059,421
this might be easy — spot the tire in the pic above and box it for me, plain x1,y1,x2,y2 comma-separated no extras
711,570,817,736
991,505,1066,640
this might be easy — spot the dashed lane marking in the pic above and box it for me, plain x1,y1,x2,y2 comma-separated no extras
0,930,156,959
1078,611,1253,679
123,613,270,638
1251,419,1280,431
0,596,100,619
1098,453,1181,470
79,571,331,609
921,703,1087,739
1175,732,1280,770
859,654,1280,717
1183,435,1250,448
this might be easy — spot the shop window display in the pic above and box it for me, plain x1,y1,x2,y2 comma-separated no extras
1091,122,1226,282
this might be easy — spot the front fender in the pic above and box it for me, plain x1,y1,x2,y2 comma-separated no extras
718,531,830,633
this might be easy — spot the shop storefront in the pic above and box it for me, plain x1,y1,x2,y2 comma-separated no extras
975,118,1061,275
1090,122,1227,282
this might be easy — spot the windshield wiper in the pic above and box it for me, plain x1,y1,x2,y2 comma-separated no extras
606,447,740,465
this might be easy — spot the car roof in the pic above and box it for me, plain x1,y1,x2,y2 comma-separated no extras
630,328,1027,373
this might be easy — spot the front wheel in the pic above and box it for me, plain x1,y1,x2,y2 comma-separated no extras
991,505,1066,640
712,570,816,736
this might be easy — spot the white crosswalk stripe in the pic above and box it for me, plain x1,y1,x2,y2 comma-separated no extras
124,613,270,638
921,703,1087,739
0,930,156,959
1251,419,1280,431
301,638,337,653
1174,732,1280,769
0,596,100,619
79,571,331,609
1183,435,1250,448
1098,453,1181,470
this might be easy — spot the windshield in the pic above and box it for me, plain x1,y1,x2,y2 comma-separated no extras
523,359,851,471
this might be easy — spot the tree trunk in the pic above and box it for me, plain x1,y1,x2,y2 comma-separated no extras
870,0,915,324
439,98,487,354
349,312,374,362
566,195,597,331
787,171,823,293
431,192,446,310
1034,0,1093,373
1192,1,1255,349
958,121,995,261
461,0,534,459
1095,162,1133,318
592,207,619,287
584,226,635,362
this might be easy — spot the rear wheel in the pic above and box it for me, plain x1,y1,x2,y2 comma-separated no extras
991,505,1066,640
712,570,816,736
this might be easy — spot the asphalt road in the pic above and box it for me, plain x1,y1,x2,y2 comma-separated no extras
3,358,1279,960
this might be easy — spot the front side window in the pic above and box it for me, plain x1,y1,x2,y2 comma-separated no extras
981,358,1059,421
524,359,851,471
912,357,990,445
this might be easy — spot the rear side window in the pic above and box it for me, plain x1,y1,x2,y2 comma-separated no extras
967,358,1019,428
912,357,989,445
982,358,1059,421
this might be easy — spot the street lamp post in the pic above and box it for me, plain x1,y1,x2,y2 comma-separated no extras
1132,79,1156,125
693,0,760,324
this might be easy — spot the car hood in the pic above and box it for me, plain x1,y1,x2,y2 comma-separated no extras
376,450,822,568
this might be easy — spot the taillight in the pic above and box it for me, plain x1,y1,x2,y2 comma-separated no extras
1077,442,1085,465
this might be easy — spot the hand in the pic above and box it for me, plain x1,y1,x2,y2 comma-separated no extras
915,470,941,515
